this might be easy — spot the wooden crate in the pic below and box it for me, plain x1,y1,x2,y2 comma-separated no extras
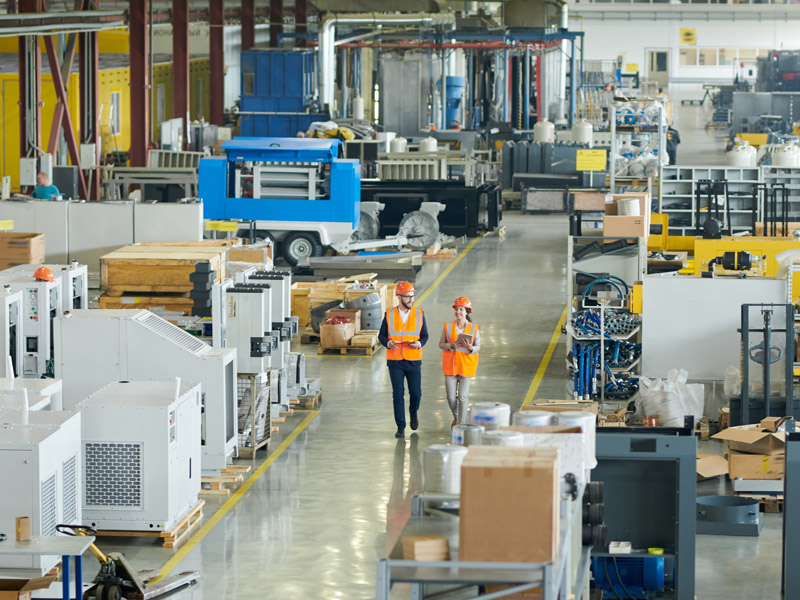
100,243,228,295
351,330,379,347
98,294,194,312
344,284,387,313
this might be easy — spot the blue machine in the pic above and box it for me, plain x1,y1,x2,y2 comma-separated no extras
591,556,665,598
199,137,361,264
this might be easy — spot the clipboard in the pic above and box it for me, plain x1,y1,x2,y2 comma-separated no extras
456,333,474,345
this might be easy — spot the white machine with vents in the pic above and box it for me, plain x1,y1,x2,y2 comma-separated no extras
0,409,81,576
0,286,22,378
0,275,61,378
2,262,88,311
78,380,202,532
54,309,237,475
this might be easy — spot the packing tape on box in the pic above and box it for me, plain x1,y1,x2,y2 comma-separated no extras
468,402,511,430
512,410,554,427
452,423,485,446
481,430,525,447
556,410,597,468
422,444,469,494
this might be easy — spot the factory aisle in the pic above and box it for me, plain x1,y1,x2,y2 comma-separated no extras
85,214,568,599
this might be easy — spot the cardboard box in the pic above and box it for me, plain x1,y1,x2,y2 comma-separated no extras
0,576,56,600
402,535,449,560
525,400,599,415
324,308,361,333
319,321,355,347
697,453,728,481
603,215,648,239
460,447,559,564
728,451,785,480
0,232,45,269
760,416,789,432
572,191,607,212
604,192,651,217
15,516,30,541
228,245,273,264
712,424,786,455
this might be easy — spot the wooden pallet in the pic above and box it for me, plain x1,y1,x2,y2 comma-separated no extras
317,341,382,356
351,330,379,348
484,225,507,238
200,473,244,496
423,246,457,260
222,464,252,475
95,500,205,548
98,293,194,311
300,327,321,344
238,437,269,459
295,390,322,409
738,493,784,513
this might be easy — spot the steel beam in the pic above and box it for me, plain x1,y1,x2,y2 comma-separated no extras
79,4,99,200
209,0,224,126
241,0,254,51
43,36,86,199
46,13,78,157
129,0,149,167
18,0,41,174
269,0,280,48
173,0,189,148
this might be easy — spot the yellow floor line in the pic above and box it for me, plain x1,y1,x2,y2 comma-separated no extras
521,306,567,406
416,236,482,306
154,410,320,581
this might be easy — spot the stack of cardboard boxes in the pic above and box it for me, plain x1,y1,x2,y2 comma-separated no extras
602,192,650,240
712,417,787,482
0,232,45,271
319,308,360,348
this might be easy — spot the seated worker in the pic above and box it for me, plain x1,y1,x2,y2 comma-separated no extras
15,172,60,200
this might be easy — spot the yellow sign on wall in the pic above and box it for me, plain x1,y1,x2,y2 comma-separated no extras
626,63,639,73
576,149,607,172
680,28,697,45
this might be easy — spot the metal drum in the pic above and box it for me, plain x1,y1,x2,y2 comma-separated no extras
344,292,383,330
310,300,344,333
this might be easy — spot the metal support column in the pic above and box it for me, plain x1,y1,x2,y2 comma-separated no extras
569,38,577,127
44,36,87,199
129,0,149,167
295,0,307,46
173,0,189,149
269,0,281,48
523,49,530,129
783,429,800,598
241,0,255,51
18,0,41,187
209,0,225,126
79,6,99,200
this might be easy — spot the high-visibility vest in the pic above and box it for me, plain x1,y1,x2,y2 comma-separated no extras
441,321,479,377
386,307,424,361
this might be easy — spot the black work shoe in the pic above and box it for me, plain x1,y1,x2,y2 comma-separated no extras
410,414,419,431
395,428,405,438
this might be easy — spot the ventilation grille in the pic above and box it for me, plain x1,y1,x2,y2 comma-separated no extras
85,442,143,508
62,455,78,523
136,312,207,355
40,474,57,536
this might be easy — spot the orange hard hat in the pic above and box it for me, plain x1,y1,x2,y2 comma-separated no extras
395,281,415,296
452,296,472,311
33,267,54,282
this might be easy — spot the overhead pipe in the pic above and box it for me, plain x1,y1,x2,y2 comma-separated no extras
319,12,456,108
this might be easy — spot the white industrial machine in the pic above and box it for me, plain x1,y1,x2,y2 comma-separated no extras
0,275,62,378
0,286,22,378
78,380,202,532
3,262,89,311
211,279,234,349
224,285,275,374
54,309,237,475
0,409,81,576
0,377,63,410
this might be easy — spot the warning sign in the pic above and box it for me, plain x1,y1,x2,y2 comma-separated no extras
680,28,696,45
576,149,607,172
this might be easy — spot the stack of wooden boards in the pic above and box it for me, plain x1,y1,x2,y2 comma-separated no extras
98,241,272,313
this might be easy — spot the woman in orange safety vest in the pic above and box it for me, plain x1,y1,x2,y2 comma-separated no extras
438,296,480,427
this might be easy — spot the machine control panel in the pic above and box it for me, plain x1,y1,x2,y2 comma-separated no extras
25,288,38,321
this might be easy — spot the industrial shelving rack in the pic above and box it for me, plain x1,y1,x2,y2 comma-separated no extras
659,165,760,236
762,165,800,224
609,100,666,193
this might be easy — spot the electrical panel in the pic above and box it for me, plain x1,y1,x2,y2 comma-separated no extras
3,263,89,312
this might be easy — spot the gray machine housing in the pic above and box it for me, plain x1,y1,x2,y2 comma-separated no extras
0,409,81,576
0,287,22,378
225,285,275,374
54,309,237,475
78,381,202,531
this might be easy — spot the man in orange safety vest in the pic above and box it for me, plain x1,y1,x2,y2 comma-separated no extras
378,281,429,438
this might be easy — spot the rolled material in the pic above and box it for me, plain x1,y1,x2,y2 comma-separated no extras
556,410,597,468
422,444,469,494
469,402,511,430
481,430,524,447
513,410,553,427
452,423,485,446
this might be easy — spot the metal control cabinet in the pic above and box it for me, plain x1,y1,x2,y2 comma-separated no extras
54,309,237,476
0,288,22,378
0,409,81,576
78,381,202,532
3,263,88,311
0,276,61,378
225,286,274,374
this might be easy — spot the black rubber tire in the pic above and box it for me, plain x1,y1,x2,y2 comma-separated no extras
105,585,122,600
94,584,105,600
282,232,323,266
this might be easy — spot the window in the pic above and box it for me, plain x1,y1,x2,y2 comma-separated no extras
195,78,205,120
738,49,758,60
698,48,717,66
110,91,121,135
718,48,736,66
679,48,697,66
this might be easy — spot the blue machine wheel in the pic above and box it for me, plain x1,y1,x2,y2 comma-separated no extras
282,232,323,266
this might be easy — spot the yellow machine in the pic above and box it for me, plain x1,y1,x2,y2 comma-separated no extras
693,236,800,277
